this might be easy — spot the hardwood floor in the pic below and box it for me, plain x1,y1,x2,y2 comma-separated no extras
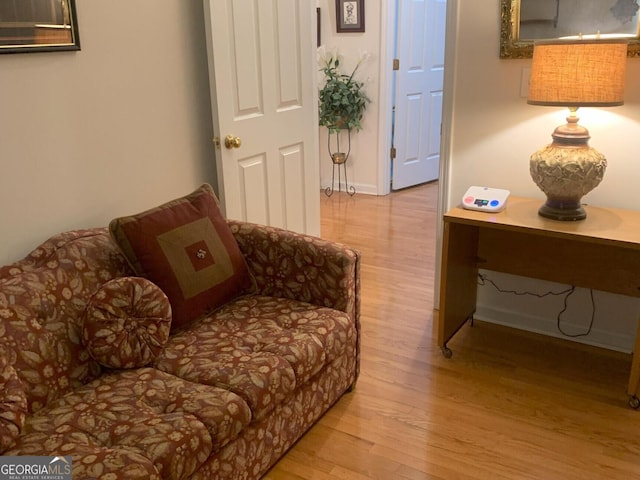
265,183,640,479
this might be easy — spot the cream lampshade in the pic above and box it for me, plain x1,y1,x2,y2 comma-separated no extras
527,39,627,221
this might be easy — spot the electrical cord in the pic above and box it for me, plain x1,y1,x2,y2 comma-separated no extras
477,273,595,338
556,286,596,338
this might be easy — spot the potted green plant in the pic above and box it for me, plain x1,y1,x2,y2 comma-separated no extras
318,49,370,134
318,48,370,197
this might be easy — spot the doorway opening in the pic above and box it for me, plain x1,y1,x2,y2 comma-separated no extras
383,0,447,192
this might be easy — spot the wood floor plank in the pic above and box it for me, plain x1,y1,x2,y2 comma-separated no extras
264,183,640,479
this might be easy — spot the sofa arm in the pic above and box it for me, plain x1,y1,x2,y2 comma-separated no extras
228,220,360,321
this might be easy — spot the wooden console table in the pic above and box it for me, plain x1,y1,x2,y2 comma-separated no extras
437,196,640,408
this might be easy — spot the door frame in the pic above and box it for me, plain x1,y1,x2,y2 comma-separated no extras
376,0,396,196
378,0,458,306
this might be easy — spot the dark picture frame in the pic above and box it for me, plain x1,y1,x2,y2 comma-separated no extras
317,7,321,47
0,0,81,54
336,0,365,33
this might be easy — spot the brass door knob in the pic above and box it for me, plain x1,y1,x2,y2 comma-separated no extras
224,135,242,149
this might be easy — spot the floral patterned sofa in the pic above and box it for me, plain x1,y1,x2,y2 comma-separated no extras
0,185,360,479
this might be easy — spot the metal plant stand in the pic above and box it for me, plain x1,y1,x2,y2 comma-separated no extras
325,129,356,197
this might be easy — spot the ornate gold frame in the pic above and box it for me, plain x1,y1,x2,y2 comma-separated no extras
499,0,640,59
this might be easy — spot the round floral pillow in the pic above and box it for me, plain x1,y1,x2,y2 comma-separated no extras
0,354,27,453
82,277,172,369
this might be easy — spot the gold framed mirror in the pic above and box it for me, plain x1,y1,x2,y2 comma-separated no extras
0,0,80,54
500,0,640,59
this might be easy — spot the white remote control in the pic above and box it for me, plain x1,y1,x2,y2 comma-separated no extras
462,186,510,213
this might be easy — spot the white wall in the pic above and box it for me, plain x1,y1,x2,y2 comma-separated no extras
317,0,382,194
445,1,640,352
0,1,215,264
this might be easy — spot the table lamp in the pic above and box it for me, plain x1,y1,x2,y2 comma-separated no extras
527,38,627,221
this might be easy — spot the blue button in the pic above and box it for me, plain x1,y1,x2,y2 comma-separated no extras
490,200,500,207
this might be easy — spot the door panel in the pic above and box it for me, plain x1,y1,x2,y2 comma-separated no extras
281,143,306,232
275,1,303,110
230,1,263,116
239,155,268,224
204,0,319,235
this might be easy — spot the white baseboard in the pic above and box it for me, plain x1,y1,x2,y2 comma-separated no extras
320,179,378,196
475,303,635,354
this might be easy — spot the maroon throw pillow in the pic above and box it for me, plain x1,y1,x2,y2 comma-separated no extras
82,277,172,369
109,184,254,329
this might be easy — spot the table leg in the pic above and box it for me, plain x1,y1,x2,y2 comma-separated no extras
627,316,640,408
437,222,479,357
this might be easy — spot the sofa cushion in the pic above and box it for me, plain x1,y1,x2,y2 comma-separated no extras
109,184,254,330
4,368,252,480
82,277,172,369
154,295,357,422
0,355,28,454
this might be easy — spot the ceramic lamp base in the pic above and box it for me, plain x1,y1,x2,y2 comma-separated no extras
529,118,607,222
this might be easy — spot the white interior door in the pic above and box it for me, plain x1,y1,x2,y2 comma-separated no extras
392,0,446,190
203,0,320,236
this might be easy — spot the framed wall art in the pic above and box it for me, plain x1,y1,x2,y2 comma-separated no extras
336,0,364,33
0,0,80,54
500,0,640,58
